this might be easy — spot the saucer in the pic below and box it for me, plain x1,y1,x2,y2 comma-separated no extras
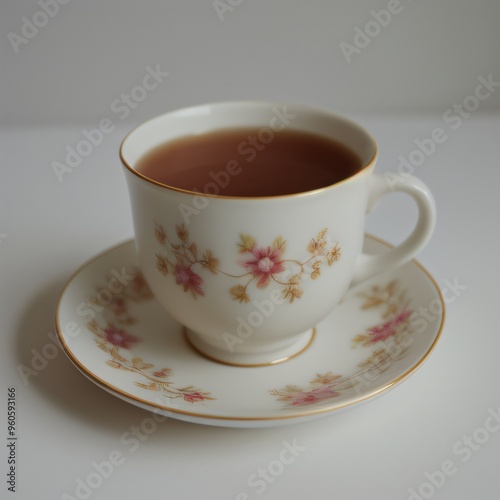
55,236,445,428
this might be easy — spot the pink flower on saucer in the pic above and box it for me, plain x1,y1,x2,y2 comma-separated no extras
174,264,204,297
243,246,285,288
152,369,171,378
104,326,140,349
367,309,412,343
109,297,127,317
183,391,206,403
289,385,340,406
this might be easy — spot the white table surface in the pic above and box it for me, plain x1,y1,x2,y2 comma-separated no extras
1,114,499,500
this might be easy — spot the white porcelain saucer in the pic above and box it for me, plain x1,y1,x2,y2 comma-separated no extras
55,236,445,428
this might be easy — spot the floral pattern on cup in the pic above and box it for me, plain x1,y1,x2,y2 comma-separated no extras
154,223,341,304
270,280,415,407
154,224,219,298
85,270,214,404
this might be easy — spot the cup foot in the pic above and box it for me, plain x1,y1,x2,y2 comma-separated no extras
184,328,316,367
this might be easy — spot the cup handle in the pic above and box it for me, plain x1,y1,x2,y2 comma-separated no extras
350,173,436,286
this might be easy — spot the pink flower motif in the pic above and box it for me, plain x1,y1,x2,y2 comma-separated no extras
243,246,285,288
183,391,206,403
174,264,204,297
109,297,127,317
367,309,412,343
290,385,340,406
104,326,140,349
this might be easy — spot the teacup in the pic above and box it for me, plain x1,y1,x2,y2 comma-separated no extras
120,101,436,366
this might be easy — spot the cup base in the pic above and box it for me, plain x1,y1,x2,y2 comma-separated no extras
184,328,316,368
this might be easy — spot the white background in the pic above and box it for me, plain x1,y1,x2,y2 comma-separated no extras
1,1,499,499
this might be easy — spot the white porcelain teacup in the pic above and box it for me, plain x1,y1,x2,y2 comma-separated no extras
120,101,436,366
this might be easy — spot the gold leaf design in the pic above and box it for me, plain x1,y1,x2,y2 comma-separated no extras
131,357,153,370
272,236,286,251
326,243,341,265
156,254,169,275
359,280,398,310
110,347,127,362
307,228,328,254
175,224,189,243
96,341,109,353
189,242,198,259
154,224,167,245
106,360,127,370
238,234,256,253
317,228,328,241
357,349,391,369
230,285,250,303
202,250,219,274
134,382,160,391
352,333,372,348
310,372,342,385
283,384,303,392
87,319,100,333
311,268,321,280
282,285,303,303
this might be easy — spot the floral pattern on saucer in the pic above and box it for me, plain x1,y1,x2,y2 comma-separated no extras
154,223,341,303
269,372,345,406
57,237,444,427
85,270,214,404
270,280,415,407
